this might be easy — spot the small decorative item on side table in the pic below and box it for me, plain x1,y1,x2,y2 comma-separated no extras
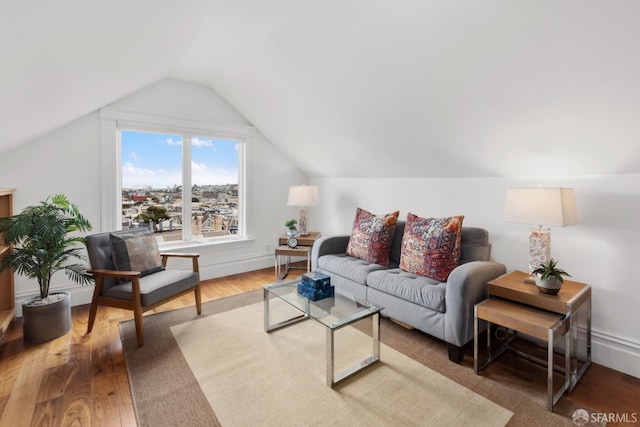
284,219,299,248
531,258,571,295
285,218,298,236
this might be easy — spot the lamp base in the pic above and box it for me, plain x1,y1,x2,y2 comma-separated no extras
528,227,550,274
299,206,309,236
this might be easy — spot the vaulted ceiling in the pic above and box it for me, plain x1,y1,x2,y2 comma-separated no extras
3,1,640,178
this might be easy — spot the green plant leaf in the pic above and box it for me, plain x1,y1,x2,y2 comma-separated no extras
0,194,92,299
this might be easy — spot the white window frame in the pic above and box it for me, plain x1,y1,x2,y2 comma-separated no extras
100,108,255,247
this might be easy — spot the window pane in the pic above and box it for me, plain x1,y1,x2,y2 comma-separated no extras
120,130,241,243
121,130,184,241
191,137,239,238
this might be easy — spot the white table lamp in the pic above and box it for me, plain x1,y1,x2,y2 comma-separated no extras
287,185,319,236
504,187,579,274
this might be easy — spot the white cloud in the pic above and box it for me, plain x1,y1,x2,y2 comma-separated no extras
165,137,182,146
192,161,208,173
122,162,181,187
191,160,237,185
192,137,214,148
122,162,156,177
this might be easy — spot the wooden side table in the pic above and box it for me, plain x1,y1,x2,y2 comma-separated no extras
274,232,321,281
475,298,570,410
474,270,592,411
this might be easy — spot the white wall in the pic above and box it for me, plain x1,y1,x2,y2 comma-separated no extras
2,76,638,378
309,175,640,378
0,79,307,315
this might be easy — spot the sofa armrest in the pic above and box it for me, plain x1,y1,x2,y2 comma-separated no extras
444,261,507,347
311,235,351,271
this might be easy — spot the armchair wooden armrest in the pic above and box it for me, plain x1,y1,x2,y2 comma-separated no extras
160,252,199,258
160,253,200,273
88,269,142,279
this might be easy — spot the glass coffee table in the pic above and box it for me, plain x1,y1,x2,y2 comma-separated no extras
263,278,383,388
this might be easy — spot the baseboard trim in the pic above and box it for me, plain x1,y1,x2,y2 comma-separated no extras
592,329,640,379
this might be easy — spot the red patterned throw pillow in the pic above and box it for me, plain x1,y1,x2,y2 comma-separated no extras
346,208,400,266
399,213,464,281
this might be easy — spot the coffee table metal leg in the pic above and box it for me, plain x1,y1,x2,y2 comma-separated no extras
264,288,269,331
372,312,380,360
263,288,308,332
326,312,380,388
326,328,335,387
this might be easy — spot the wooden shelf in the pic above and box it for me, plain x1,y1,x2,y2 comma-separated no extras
0,188,15,339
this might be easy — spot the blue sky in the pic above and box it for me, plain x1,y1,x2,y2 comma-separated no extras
121,130,238,188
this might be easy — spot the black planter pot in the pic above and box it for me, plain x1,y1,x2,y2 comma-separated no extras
22,291,71,343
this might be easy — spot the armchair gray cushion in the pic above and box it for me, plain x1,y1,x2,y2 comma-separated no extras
105,269,198,307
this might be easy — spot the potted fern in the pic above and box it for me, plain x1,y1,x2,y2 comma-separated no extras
0,194,92,342
531,258,571,295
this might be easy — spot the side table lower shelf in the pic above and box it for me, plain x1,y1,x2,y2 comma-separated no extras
274,246,312,281
474,298,571,411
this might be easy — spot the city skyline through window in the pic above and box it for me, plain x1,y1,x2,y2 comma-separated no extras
120,130,241,242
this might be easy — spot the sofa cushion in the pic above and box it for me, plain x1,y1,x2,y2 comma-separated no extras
346,207,399,266
399,213,464,281
318,253,393,284
367,269,446,313
110,229,164,277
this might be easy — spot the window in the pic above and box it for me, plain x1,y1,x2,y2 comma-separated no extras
100,109,255,246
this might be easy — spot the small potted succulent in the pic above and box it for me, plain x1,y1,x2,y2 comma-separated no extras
284,219,298,237
531,258,571,295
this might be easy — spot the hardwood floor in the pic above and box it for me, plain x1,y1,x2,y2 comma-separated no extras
0,266,638,426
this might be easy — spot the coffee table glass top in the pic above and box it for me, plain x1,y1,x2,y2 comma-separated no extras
263,278,382,330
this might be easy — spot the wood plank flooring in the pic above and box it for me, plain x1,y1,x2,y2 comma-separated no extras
0,266,638,426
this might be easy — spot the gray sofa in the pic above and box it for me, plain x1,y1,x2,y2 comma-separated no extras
311,221,506,362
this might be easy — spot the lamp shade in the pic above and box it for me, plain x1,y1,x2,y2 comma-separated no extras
504,187,579,227
287,185,319,207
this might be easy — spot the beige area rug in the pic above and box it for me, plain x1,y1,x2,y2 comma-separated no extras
120,289,603,426
170,299,513,427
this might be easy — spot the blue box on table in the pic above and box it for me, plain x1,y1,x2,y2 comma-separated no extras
301,271,331,289
297,281,334,301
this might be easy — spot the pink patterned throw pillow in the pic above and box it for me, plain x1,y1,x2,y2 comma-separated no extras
399,213,464,281
346,208,400,266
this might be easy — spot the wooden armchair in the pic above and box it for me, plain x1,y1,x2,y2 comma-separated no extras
85,228,201,346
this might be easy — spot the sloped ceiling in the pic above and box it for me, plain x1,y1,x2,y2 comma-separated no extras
3,1,640,178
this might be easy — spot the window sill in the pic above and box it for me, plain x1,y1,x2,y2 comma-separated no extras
158,235,257,252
